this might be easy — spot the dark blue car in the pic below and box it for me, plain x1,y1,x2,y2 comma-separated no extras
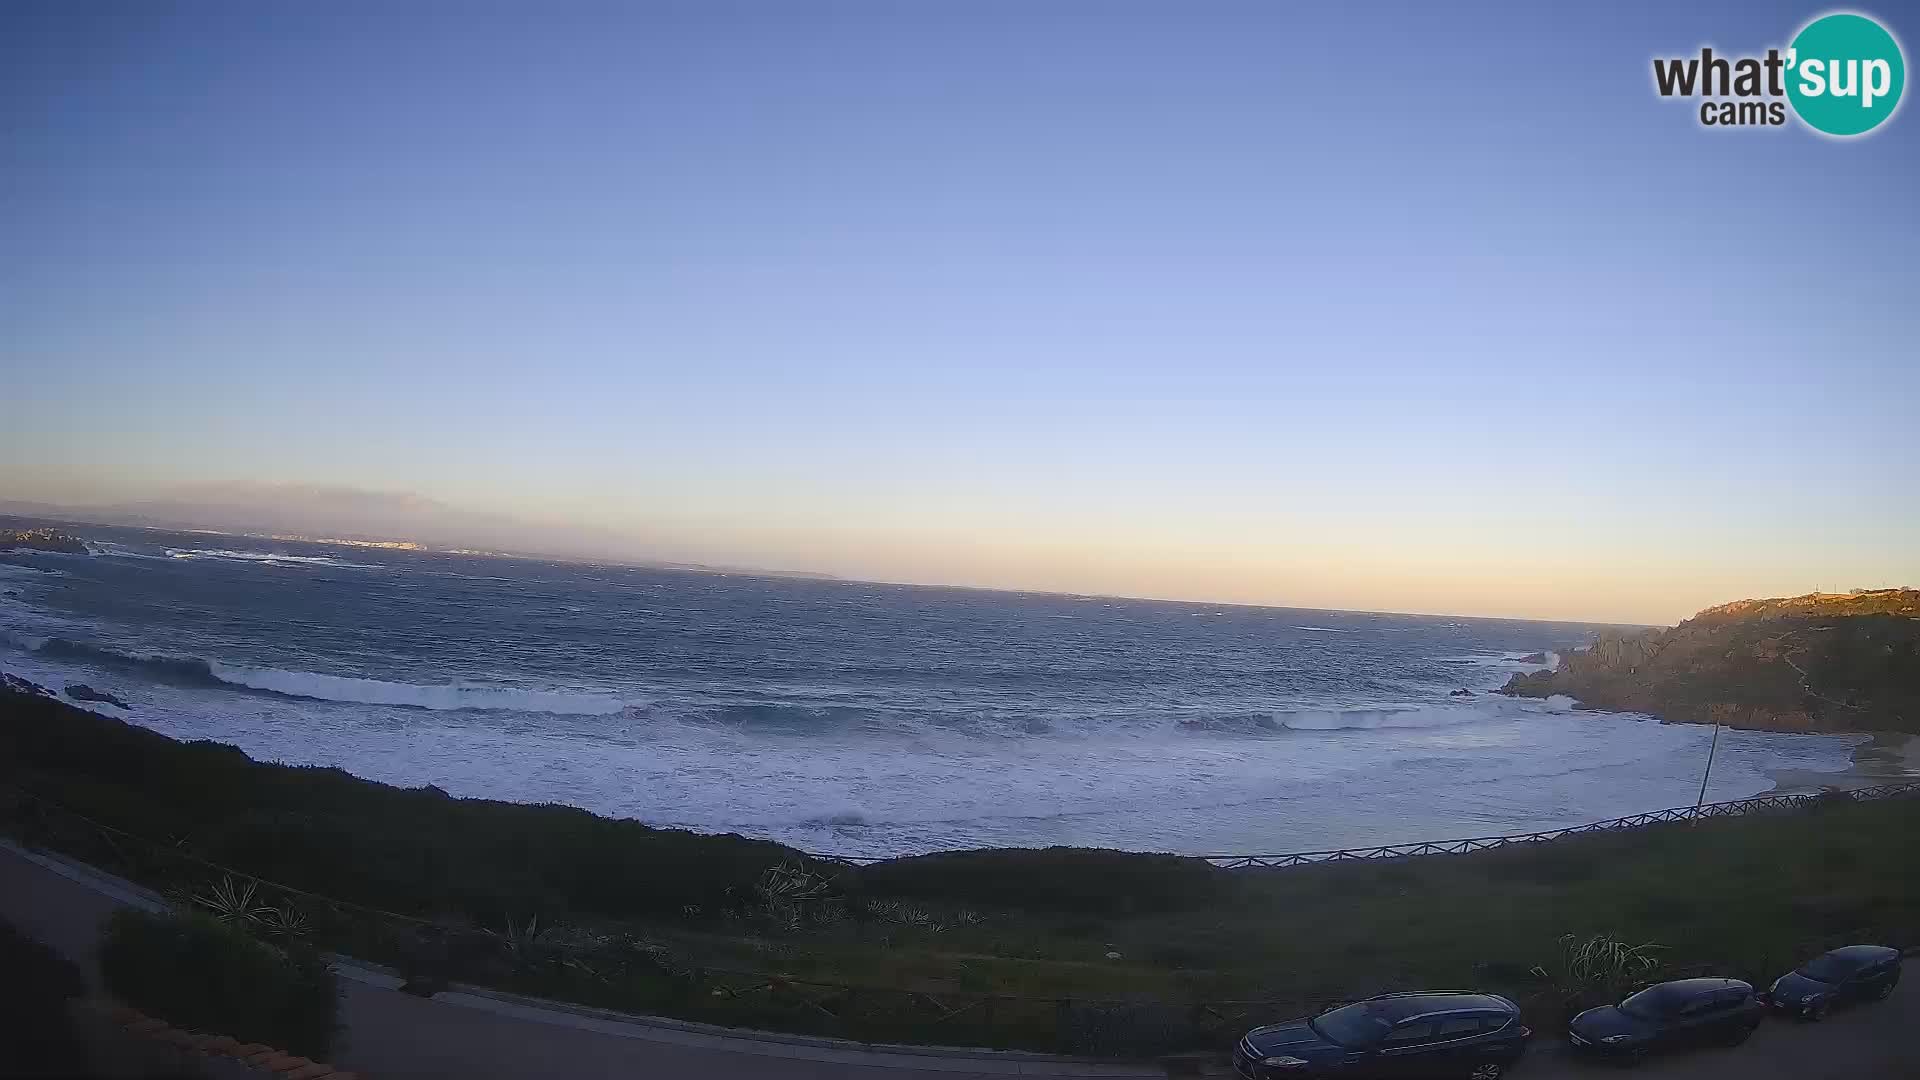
1235,991,1529,1079
1768,945,1903,1020
1568,977,1763,1061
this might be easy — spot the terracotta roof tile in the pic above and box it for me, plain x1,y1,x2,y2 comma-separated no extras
201,1034,244,1055
102,1005,342,1079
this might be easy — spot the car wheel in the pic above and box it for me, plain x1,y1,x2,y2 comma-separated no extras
1724,1022,1756,1046
1467,1062,1506,1080
1873,981,1896,1000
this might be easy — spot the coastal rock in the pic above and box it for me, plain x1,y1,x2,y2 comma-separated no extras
1449,689,1475,697
65,684,131,709
0,528,89,555
1500,589,1920,735
2,672,56,698
1515,652,1548,665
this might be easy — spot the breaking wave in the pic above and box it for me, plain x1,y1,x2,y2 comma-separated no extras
22,637,625,715
158,548,381,569
1179,696,1581,736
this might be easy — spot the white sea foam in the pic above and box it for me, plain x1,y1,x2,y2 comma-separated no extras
6,639,1862,859
1279,705,1486,731
161,548,380,569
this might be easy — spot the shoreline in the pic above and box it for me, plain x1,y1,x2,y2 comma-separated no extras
1768,730,1920,795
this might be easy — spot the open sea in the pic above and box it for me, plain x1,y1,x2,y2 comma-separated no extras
0,524,1864,858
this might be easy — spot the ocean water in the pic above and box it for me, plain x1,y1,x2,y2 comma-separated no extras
0,525,1863,858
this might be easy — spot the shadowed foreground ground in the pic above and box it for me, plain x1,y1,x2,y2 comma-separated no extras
4,840,1914,1079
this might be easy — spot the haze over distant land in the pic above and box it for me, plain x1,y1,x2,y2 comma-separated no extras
0,484,817,575
0,482,1891,626
3,3,1914,624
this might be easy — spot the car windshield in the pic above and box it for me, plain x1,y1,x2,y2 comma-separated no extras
1796,955,1855,983
1309,1002,1394,1048
1617,986,1681,1021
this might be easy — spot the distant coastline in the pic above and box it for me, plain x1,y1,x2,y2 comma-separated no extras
0,511,842,584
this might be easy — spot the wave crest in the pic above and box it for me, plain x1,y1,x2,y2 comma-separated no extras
25,637,624,715
158,548,380,569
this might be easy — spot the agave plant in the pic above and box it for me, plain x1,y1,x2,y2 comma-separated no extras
191,875,272,925
755,861,838,933
1531,933,1666,1000
494,913,550,970
254,903,313,941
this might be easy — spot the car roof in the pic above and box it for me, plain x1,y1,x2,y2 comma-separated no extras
1822,945,1899,966
1637,977,1750,1002
1363,991,1517,1020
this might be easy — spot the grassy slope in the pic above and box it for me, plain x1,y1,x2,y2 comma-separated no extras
4,682,1917,1046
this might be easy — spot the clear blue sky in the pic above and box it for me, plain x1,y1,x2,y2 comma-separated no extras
3,1,1916,623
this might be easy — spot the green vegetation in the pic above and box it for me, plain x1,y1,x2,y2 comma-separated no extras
99,908,339,1057
4,680,1918,1055
1505,588,1920,733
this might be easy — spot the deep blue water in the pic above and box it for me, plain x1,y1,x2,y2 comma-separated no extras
0,523,1862,856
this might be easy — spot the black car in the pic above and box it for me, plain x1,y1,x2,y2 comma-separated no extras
1767,944,1903,1019
1235,991,1530,1079
1567,977,1762,1061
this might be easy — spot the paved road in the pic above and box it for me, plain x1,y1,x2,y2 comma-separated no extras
3,841,1910,1079
1517,984,1915,1079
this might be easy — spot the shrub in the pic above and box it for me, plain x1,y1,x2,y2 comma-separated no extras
0,918,88,1076
1528,933,1665,1026
99,908,338,1058
853,847,1227,914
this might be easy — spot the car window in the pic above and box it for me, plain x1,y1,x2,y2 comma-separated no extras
1379,1020,1439,1047
1798,954,1855,982
1620,984,1685,1019
1715,989,1749,1009
1676,997,1716,1018
1309,1002,1394,1048
1434,1017,1484,1038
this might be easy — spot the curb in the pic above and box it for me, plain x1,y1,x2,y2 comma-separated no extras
88,1000,358,1079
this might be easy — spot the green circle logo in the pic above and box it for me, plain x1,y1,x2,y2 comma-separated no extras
1786,13,1906,136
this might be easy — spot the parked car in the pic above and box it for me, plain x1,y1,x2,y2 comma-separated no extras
1767,944,1903,1019
1567,977,1763,1061
1234,990,1530,1079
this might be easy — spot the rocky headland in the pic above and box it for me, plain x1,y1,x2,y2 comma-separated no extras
0,528,89,555
1502,589,1920,735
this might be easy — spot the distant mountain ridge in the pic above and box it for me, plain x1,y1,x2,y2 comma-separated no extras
1502,589,1920,734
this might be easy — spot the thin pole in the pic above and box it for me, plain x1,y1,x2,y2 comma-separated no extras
1695,719,1723,808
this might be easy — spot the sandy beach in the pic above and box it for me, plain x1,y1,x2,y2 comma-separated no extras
1769,730,1920,794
